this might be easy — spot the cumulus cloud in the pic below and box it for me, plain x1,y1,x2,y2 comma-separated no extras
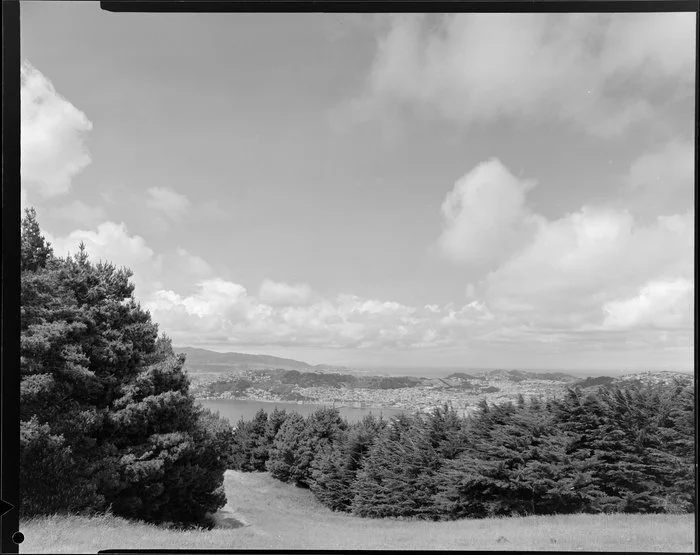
481,207,693,322
42,221,481,354
602,278,693,329
350,13,695,136
49,221,154,266
21,60,93,200
436,158,539,268
145,279,498,352
259,279,314,306
145,187,191,220
47,221,162,297
45,222,218,301
433,155,694,354
41,198,691,365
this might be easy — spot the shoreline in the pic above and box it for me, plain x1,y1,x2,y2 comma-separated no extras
196,396,409,415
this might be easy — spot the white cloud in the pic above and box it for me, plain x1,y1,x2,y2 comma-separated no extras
259,279,313,306
42,222,473,353
45,222,216,302
146,280,484,351
432,155,693,356
603,278,694,329
42,202,689,365
21,60,93,200
351,13,695,136
49,221,154,266
436,158,539,268
145,187,191,220
50,189,688,361
47,221,162,297
481,206,694,322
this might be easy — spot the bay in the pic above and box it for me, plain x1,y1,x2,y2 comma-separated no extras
199,398,406,425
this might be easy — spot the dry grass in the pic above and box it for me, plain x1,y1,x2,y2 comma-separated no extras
21,470,695,552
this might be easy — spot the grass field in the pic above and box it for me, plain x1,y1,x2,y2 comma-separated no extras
20,470,695,552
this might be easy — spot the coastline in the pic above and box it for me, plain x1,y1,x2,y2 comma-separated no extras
196,395,401,412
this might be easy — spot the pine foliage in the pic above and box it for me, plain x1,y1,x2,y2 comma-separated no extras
237,381,694,520
20,208,235,527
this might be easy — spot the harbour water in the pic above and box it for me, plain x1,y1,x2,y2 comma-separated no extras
199,398,406,425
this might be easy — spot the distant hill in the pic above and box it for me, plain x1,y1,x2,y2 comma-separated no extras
614,370,693,387
572,371,692,390
573,375,617,389
175,347,691,384
176,346,317,373
445,372,477,380
481,369,578,382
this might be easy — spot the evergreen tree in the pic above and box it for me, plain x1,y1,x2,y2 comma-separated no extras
265,407,289,444
231,409,270,472
309,413,385,512
351,412,445,519
296,407,348,487
266,407,347,488
434,400,602,518
308,438,353,511
266,412,307,484
20,207,52,272
19,208,235,526
231,406,288,472
590,383,694,513
554,382,695,514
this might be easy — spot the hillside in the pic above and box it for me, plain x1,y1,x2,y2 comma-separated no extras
176,347,586,381
479,369,578,382
573,370,693,390
177,346,321,373
185,347,692,415
20,470,695,552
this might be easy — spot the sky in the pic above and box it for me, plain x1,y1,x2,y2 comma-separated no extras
20,5,696,373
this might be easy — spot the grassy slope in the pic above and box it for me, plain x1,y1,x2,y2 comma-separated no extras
21,471,695,553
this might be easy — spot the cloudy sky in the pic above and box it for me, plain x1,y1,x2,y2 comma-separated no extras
21,5,695,372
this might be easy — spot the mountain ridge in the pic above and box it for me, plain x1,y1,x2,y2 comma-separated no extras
176,346,692,382
175,346,348,373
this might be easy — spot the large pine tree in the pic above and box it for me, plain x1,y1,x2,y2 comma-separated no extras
230,408,271,471
19,208,235,526
351,411,451,519
309,413,386,512
266,407,347,487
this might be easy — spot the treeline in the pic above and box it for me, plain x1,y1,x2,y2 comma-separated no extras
230,381,694,519
20,209,236,528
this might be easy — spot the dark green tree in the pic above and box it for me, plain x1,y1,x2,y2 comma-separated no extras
309,413,386,512
265,407,289,444
351,411,449,519
19,208,235,526
266,412,307,484
586,383,694,513
231,408,272,472
20,207,53,272
433,399,602,518
266,407,346,487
